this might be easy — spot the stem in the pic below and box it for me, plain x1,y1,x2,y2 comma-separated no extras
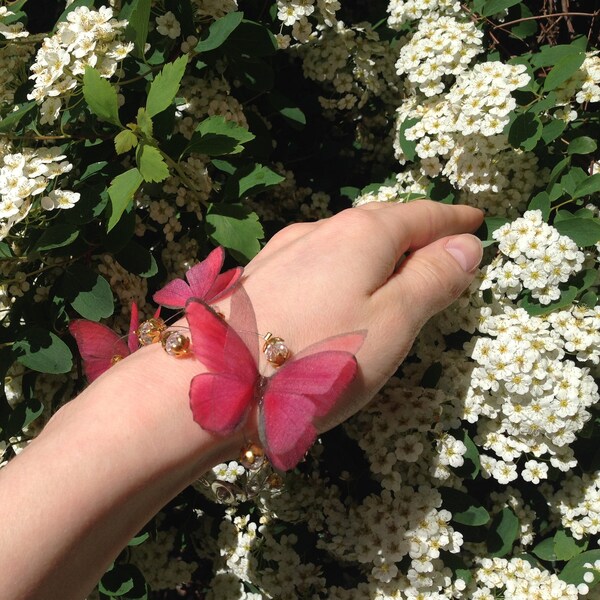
493,12,599,30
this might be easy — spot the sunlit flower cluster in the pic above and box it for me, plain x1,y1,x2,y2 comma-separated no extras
275,0,340,42
27,6,133,124
387,0,461,28
395,16,483,96
555,52,600,108
0,146,78,240
482,210,585,304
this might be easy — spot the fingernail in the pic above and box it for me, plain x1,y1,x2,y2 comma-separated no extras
445,235,483,273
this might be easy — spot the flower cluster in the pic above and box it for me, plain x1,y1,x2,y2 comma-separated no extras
395,15,483,96
387,0,461,28
275,0,340,43
0,6,29,39
27,6,132,124
555,52,600,110
482,210,585,304
0,146,79,240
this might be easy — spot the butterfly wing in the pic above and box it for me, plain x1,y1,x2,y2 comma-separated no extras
69,320,130,383
259,333,364,471
186,299,257,434
127,302,140,354
206,266,243,303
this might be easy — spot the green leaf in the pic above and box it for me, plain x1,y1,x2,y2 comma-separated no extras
5,397,44,438
99,563,147,597
187,115,255,156
541,118,567,144
441,488,490,526
398,118,419,162
237,164,285,197
195,11,244,53
136,107,153,137
268,91,306,128
560,550,600,586
124,0,151,58
114,129,138,154
128,532,150,547
14,328,73,374
568,136,597,155
531,39,588,68
573,174,600,200
62,264,114,321
83,67,121,126
532,537,557,562
225,20,277,56
527,192,550,220
554,217,600,247
510,4,537,38
115,240,158,278
0,241,12,258
136,144,169,183
543,51,586,92
146,55,188,118
107,168,144,232
460,431,481,479
480,0,521,17
0,101,36,133
206,203,264,262
508,113,543,151
554,529,588,562
487,508,519,557
33,224,79,252
546,157,570,191
340,186,360,201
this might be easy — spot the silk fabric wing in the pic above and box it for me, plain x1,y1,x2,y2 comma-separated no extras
69,303,140,383
186,295,364,471
153,246,242,309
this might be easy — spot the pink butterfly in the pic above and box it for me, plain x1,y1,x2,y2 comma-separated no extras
153,246,242,309
69,303,142,383
185,290,364,471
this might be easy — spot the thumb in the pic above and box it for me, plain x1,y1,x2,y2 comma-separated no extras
388,233,483,327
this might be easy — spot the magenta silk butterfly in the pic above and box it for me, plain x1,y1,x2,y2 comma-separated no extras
153,246,242,309
185,290,365,471
69,303,142,383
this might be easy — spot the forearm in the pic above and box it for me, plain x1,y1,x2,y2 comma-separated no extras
0,341,242,600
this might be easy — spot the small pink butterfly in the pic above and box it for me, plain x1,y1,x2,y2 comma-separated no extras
153,246,242,309
185,290,364,471
69,303,142,383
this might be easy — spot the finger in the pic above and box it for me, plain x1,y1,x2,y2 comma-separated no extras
327,201,483,293
375,233,483,331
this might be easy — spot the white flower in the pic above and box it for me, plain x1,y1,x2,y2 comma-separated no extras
156,11,181,39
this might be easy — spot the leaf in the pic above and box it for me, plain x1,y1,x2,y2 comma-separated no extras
124,0,151,58
128,532,150,547
510,4,537,38
5,397,44,438
460,431,481,479
115,240,158,278
83,67,121,126
397,118,419,162
543,51,586,92
554,217,600,247
268,91,306,128
33,224,79,252
487,508,519,557
527,191,550,220
99,563,148,597
187,115,255,156
441,488,490,526
206,203,264,262
0,101,36,133
114,130,138,154
573,174,600,200
532,537,557,562
554,529,588,562
480,0,521,17
508,113,543,151
136,144,169,183
225,20,277,56
146,55,188,118
541,118,567,144
237,164,285,197
531,39,588,68
560,550,600,586
568,136,597,155
136,107,153,137
194,11,244,53
62,264,114,321
14,328,73,374
107,168,144,232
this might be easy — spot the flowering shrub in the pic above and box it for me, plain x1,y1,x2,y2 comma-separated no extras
1,0,600,598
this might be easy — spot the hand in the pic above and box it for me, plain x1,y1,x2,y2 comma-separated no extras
241,200,483,431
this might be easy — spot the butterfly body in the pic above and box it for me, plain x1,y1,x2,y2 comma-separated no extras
186,295,364,471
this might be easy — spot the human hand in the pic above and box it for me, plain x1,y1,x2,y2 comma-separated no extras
239,200,483,433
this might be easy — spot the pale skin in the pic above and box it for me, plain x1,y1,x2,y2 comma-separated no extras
0,200,483,600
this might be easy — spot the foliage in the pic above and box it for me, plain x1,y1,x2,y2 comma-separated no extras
0,0,599,599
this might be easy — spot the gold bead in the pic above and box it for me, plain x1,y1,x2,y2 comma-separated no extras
239,442,266,470
136,318,167,345
110,354,124,365
161,330,191,357
262,333,290,367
